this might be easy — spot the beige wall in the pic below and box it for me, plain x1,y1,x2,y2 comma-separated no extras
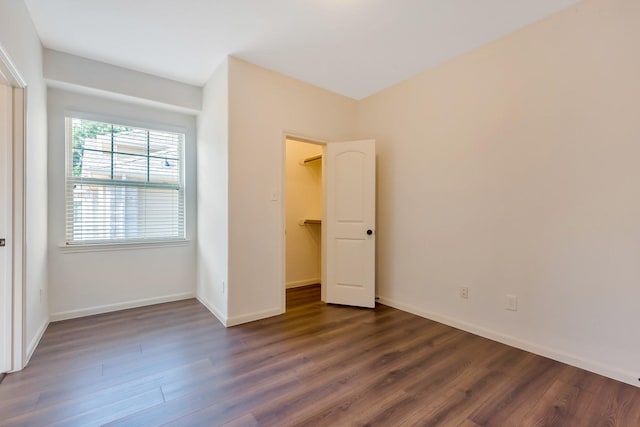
285,139,323,287
197,59,229,323
0,0,49,361
227,57,357,325
356,0,640,385
47,89,197,321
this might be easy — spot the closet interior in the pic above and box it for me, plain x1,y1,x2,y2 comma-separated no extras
285,138,323,302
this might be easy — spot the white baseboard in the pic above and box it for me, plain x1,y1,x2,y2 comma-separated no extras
196,295,227,327
227,307,284,327
377,296,639,388
50,292,195,322
286,278,321,289
25,319,49,365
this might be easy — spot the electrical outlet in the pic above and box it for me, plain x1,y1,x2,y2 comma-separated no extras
506,294,518,311
460,287,469,299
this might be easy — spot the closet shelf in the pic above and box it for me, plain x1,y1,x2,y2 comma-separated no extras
298,219,322,226
301,154,322,165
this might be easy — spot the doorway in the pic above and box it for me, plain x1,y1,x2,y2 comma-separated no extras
284,137,325,309
0,82,12,374
282,135,377,312
0,47,26,375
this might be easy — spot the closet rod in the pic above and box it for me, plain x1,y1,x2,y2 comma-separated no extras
298,219,322,225
302,154,322,164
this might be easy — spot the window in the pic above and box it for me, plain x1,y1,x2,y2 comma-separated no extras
65,117,185,244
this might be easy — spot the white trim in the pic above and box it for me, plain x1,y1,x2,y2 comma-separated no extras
0,44,27,88
24,319,48,368
377,296,639,388
196,295,227,327
226,307,283,327
284,133,331,146
286,278,321,289
12,87,25,372
50,292,194,321
59,239,190,254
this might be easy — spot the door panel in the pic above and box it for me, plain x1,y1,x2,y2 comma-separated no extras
325,140,376,308
336,151,365,221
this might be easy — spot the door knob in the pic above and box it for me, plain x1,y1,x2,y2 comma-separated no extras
366,229,373,236
0,238,5,247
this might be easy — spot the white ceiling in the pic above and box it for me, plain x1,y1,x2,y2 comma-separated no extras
24,0,580,100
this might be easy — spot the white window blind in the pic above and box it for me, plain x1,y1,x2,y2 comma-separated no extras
65,117,185,244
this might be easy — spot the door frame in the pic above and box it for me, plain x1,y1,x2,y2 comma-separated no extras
281,133,329,311
0,44,27,372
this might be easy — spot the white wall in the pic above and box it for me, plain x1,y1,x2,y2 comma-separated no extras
356,0,640,386
0,0,49,362
285,139,322,287
196,59,229,324
226,57,357,325
44,49,202,114
47,89,197,320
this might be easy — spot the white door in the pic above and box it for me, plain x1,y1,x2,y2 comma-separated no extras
0,83,12,373
325,140,376,308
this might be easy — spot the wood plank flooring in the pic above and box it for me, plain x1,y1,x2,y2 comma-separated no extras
1,284,639,426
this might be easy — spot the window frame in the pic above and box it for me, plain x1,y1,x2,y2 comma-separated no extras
63,111,188,247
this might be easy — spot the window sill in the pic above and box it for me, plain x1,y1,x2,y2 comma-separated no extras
59,239,191,254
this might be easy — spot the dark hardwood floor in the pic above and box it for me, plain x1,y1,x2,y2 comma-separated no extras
1,284,639,426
